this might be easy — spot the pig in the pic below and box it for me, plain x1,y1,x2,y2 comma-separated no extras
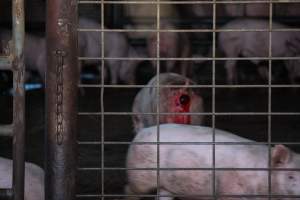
0,18,142,85
147,22,192,78
78,18,143,84
126,123,300,200
0,29,46,82
132,73,204,133
224,3,269,17
218,19,300,84
0,157,44,200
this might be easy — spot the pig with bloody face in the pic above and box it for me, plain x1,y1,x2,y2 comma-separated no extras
132,73,204,133
218,19,300,84
126,124,300,200
147,22,192,77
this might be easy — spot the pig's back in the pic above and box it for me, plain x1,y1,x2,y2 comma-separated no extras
219,19,290,57
131,124,268,169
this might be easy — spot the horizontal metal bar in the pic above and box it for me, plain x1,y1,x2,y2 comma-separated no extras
78,28,300,33
78,84,300,88
78,0,300,4
76,193,300,198
77,167,300,171
0,56,12,70
0,124,14,136
77,141,300,145
78,56,300,61
78,112,300,116
0,188,13,200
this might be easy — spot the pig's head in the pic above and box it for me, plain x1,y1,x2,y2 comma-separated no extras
271,145,300,196
157,73,204,125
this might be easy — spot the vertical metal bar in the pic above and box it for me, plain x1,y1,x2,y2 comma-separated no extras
100,0,105,199
267,2,273,200
46,0,78,199
156,0,161,199
12,0,25,199
212,0,216,199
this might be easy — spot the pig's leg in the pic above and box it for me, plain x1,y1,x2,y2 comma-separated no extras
221,40,240,84
125,185,141,200
107,60,119,84
257,65,269,82
225,59,238,84
125,169,157,200
285,60,297,85
125,183,155,200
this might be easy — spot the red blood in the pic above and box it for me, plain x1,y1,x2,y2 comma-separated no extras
166,93,191,124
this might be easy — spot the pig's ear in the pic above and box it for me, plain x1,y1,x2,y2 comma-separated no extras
271,145,291,167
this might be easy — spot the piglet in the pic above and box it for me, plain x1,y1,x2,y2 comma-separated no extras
218,19,300,84
78,18,143,84
132,73,204,133
0,157,44,200
0,29,46,82
126,124,300,200
147,22,192,77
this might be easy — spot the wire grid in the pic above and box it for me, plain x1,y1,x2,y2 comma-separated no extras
76,0,300,199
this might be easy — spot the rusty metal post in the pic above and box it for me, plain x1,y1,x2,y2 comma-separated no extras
12,0,26,200
46,0,78,199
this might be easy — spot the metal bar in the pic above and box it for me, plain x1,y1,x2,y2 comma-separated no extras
77,28,300,32
78,0,300,4
76,194,300,198
77,167,300,171
267,3,273,200
77,141,300,145
46,0,78,199
100,0,105,198
77,84,300,88
77,112,300,115
0,124,13,137
12,0,26,199
77,56,300,61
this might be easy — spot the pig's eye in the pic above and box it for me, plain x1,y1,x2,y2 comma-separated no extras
179,94,190,106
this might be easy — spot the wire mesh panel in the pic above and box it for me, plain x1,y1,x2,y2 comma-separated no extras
76,0,300,200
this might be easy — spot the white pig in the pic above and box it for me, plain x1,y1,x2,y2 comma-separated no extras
147,22,192,77
78,18,142,84
0,29,46,82
218,19,300,84
224,3,269,17
0,157,44,200
126,124,300,200
132,73,204,133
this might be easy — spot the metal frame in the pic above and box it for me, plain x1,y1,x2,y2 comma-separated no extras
0,0,25,200
45,0,78,199
76,0,300,199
